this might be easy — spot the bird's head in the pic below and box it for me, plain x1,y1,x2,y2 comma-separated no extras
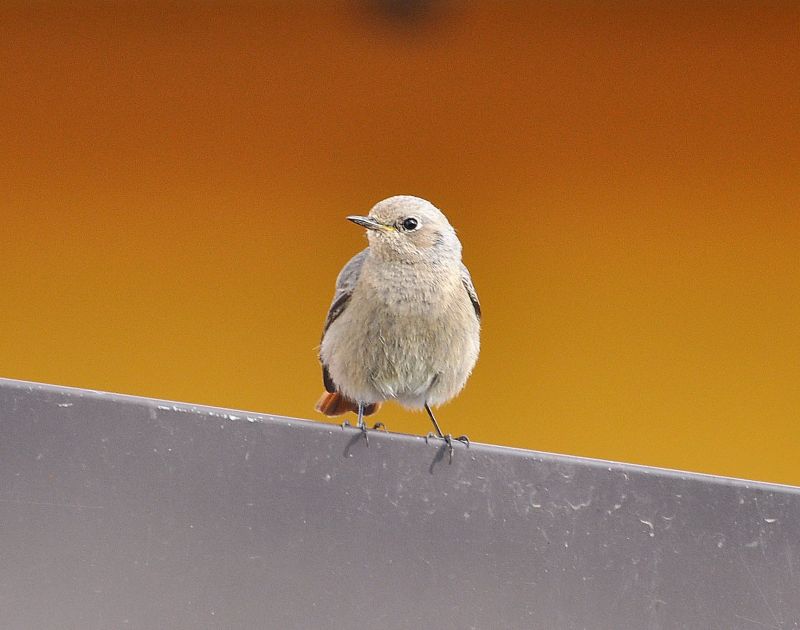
347,195,461,263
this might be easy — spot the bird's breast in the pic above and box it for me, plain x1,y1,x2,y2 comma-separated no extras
360,263,460,314
349,268,477,368
321,260,478,405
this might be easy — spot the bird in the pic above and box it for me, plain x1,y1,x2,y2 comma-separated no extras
315,195,481,461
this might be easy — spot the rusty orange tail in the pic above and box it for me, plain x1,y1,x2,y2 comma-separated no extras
315,392,380,417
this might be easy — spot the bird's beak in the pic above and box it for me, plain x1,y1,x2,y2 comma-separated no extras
347,215,389,231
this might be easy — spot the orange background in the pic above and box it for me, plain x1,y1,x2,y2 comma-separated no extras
1,3,798,484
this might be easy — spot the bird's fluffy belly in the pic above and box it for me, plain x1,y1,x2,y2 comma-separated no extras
321,293,478,408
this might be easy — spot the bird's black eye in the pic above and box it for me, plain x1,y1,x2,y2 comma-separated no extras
401,217,419,231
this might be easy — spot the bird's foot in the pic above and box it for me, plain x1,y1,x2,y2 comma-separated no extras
356,422,387,444
339,419,369,445
425,432,470,464
359,423,370,446
341,420,384,445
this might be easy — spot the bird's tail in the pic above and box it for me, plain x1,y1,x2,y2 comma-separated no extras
315,392,380,417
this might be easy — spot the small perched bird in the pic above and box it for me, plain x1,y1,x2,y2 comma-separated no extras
316,195,481,460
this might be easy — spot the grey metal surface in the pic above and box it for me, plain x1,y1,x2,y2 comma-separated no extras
0,378,798,630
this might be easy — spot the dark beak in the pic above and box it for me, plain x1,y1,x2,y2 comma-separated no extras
347,215,387,231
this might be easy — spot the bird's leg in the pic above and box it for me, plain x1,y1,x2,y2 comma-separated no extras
340,401,384,443
423,402,469,464
425,402,445,439
356,400,370,446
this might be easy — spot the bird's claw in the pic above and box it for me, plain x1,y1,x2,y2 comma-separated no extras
425,432,470,464
340,419,371,446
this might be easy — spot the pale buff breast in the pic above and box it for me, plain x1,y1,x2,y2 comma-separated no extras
319,264,480,408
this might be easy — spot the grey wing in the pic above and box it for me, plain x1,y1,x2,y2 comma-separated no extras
461,262,481,321
320,249,368,393
322,248,367,337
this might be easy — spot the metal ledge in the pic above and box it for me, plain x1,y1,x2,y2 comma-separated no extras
1,378,798,629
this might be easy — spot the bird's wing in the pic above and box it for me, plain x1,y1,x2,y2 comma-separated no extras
461,262,481,321
320,249,368,392
322,248,368,336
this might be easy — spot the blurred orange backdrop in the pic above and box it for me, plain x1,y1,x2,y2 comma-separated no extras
1,2,798,484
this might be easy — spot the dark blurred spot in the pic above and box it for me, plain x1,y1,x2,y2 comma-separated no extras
359,0,453,29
